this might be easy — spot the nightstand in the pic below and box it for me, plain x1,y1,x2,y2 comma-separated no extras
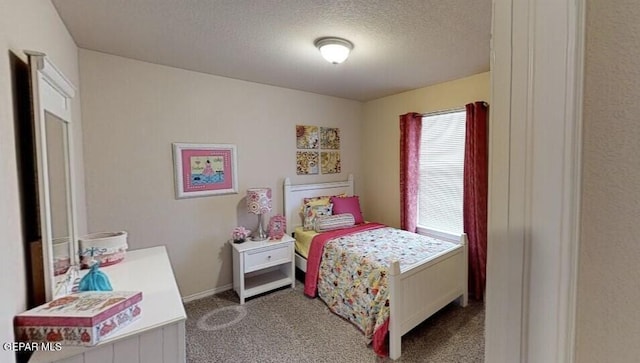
229,234,295,304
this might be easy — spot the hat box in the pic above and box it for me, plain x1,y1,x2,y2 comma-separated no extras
78,231,128,269
52,237,71,276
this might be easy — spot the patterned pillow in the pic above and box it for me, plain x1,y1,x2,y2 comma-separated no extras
299,194,346,226
303,204,333,231
315,213,355,232
302,193,346,206
303,195,331,205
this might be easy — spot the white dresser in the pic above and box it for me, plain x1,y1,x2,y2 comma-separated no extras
29,246,187,363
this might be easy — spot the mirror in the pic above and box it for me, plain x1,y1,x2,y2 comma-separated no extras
45,112,72,277
26,51,79,301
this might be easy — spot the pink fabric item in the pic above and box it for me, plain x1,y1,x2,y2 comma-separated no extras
303,223,386,298
464,101,489,301
399,113,422,232
373,318,390,356
330,196,364,224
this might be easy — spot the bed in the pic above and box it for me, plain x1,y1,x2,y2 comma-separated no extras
283,175,468,360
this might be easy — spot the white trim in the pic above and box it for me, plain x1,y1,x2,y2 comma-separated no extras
486,1,584,362
485,0,526,359
294,252,308,272
181,283,233,303
557,1,585,361
415,226,460,243
40,55,76,99
25,50,76,121
26,51,79,301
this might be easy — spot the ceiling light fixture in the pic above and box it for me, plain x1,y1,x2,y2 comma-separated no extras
315,37,354,64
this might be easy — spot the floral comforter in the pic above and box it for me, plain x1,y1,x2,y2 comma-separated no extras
314,226,459,355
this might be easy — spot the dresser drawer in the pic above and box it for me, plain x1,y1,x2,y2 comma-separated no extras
244,244,291,273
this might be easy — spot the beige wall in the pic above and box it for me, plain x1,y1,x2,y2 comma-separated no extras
361,72,490,228
0,1,86,362
576,1,640,361
78,50,363,297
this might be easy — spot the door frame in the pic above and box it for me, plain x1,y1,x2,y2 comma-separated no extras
486,0,585,361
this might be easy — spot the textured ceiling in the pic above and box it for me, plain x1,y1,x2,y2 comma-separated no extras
51,0,491,101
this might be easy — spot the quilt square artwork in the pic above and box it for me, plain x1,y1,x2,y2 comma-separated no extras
296,151,319,175
296,125,319,149
172,143,238,198
321,151,341,174
320,127,340,149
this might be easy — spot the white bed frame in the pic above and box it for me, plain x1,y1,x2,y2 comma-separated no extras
283,175,468,360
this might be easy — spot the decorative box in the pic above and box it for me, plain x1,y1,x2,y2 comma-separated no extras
79,231,128,269
14,291,142,346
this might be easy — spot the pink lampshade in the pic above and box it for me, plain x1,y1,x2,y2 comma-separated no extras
246,188,272,215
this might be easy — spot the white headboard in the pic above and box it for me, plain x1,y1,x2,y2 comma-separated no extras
283,174,354,235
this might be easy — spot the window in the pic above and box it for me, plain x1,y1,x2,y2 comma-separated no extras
417,109,466,236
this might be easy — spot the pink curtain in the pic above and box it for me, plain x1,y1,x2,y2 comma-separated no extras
399,113,422,232
463,101,489,301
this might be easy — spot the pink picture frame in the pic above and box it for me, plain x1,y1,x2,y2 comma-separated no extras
267,215,286,240
172,143,238,199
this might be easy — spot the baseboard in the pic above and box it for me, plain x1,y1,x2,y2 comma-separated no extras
182,283,232,303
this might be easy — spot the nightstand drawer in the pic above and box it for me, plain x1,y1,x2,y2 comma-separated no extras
244,244,290,273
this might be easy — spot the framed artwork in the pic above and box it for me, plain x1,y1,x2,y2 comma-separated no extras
296,151,319,175
296,125,319,149
268,215,286,240
172,143,238,199
320,127,340,149
320,151,341,174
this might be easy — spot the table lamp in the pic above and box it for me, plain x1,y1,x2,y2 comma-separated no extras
246,187,272,241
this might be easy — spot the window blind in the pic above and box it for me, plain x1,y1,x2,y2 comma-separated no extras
417,110,466,235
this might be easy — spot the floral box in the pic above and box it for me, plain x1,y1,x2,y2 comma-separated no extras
14,291,142,346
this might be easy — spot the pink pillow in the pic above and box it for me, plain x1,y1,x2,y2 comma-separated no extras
330,196,364,224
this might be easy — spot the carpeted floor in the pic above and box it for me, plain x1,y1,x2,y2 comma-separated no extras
185,282,484,362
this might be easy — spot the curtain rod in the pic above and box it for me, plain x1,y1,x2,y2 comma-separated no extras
421,107,465,117
420,102,489,117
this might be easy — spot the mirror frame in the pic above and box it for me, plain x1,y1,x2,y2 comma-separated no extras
25,51,79,301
